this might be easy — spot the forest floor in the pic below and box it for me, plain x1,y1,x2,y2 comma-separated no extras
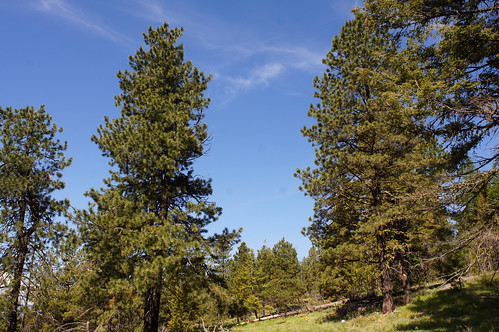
229,274,499,332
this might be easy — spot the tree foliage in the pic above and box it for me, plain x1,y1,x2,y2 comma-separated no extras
78,23,231,331
257,239,304,312
296,12,449,313
18,231,91,332
1,2,496,326
0,105,71,332
365,0,498,175
227,242,260,321
364,0,499,280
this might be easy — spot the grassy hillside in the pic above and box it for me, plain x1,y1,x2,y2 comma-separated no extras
230,275,498,332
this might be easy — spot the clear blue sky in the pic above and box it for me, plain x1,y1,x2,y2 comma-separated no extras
0,0,359,258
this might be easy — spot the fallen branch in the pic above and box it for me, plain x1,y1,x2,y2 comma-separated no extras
238,298,349,325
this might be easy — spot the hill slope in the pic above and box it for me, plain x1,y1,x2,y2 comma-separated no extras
231,275,498,332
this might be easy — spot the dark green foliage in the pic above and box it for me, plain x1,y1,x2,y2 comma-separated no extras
453,177,499,276
300,247,323,300
365,0,498,177
79,23,230,331
364,0,499,283
257,239,304,313
296,12,449,313
254,244,274,314
226,239,305,320
0,106,71,332
210,227,242,280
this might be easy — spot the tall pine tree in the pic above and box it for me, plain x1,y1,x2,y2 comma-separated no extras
364,0,498,282
296,13,448,313
0,106,70,332
363,0,497,166
79,24,224,331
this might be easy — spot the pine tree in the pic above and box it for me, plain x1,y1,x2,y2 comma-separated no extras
79,23,224,331
363,0,498,281
227,242,260,321
254,244,274,314
300,246,323,303
257,239,303,312
296,13,448,313
455,176,499,275
364,0,498,183
210,227,242,281
0,106,71,332
205,227,241,325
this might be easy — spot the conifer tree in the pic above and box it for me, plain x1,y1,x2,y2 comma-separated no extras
256,239,303,312
300,246,322,301
227,242,260,321
210,227,242,280
0,106,70,332
364,0,498,180
79,23,225,331
364,0,498,281
455,176,499,275
296,13,448,313
254,244,274,314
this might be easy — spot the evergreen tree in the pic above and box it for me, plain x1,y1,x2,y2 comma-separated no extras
255,244,274,314
161,261,214,331
210,227,242,281
455,176,499,275
205,227,241,325
296,13,448,313
0,106,71,332
227,242,260,321
300,246,323,303
79,23,226,331
363,0,498,281
268,239,303,311
255,239,304,313
364,0,498,182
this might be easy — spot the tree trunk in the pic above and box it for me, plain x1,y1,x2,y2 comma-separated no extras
399,258,410,305
143,279,162,332
378,230,394,314
7,232,29,332
381,263,394,313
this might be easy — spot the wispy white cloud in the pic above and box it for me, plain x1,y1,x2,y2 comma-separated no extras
27,0,326,101
259,46,324,71
126,0,326,102
224,63,285,94
126,0,177,25
128,0,325,69
127,0,246,53
35,0,132,45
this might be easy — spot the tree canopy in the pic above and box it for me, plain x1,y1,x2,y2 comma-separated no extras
0,106,70,332
79,23,229,331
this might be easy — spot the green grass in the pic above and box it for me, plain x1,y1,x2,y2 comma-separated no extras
229,275,499,332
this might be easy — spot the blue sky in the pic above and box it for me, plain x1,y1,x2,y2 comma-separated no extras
0,0,360,258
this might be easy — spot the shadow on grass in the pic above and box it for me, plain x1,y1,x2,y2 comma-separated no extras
320,293,413,323
319,295,382,323
397,279,499,331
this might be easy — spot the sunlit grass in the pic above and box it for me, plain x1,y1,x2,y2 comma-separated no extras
229,275,499,332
